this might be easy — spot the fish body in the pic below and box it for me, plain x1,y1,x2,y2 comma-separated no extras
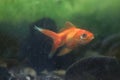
35,22,94,58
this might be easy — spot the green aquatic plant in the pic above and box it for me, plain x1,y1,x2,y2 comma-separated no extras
0,0,120,41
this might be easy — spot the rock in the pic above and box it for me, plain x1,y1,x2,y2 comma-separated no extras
65,56,120,80
9,66,37,80
0,67,11,80
18,18,58,74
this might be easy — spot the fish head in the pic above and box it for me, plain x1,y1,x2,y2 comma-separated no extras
74,29,94,45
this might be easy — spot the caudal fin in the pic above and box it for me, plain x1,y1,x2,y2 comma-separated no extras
34,26,61,58
34,25,43,31
34,25,59,40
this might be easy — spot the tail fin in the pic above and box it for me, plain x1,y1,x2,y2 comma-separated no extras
34,25,43,32
34,26,61,58
34,25,58,39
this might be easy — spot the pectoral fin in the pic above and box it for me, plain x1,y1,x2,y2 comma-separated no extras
49,47,72,58
57,47,72,56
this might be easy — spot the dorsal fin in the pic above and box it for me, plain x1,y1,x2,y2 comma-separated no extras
59,21,76,32
65,21,75,27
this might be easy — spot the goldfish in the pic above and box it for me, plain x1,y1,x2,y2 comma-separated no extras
34,21,94,58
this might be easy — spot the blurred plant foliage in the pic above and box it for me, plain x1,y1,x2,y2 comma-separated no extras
0,0,120,39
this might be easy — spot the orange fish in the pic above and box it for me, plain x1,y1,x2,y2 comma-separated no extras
34,21,94,58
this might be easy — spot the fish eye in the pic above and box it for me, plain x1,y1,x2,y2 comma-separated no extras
80,33,87,39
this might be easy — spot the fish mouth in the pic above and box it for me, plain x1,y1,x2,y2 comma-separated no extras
80,37,94,44
88,36,94,42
